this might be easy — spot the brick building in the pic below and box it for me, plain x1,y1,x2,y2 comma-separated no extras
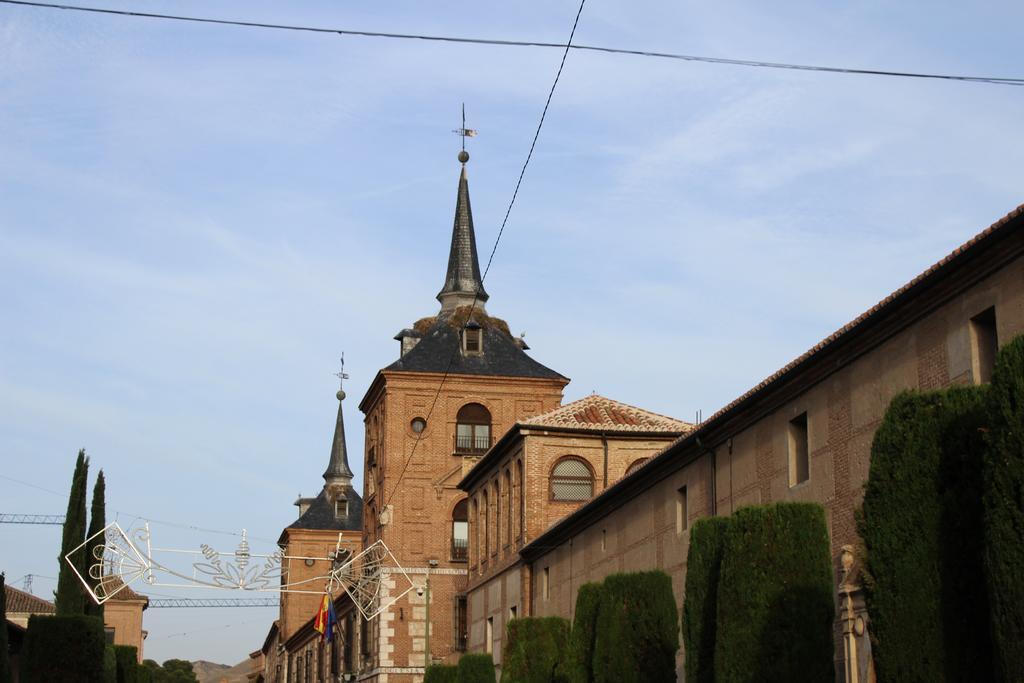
457,394,693,664
351,151,570,681
508,204,1024,681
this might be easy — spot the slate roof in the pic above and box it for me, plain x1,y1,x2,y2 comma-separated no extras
287,487,363,533
522,394,693,433
437,159,488,306
4,585,55,615
384,318,566,380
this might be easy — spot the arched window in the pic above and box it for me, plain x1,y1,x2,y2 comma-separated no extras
516,460,524,538
452,499,468,561
456,403,492,454
482,489,490,558
551,457,594,501
470,498,479,566
624,458,649,477
504,469,513,546
493,479,501,552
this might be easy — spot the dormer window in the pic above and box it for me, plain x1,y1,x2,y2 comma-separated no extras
335,497,348,519
463,322,482,355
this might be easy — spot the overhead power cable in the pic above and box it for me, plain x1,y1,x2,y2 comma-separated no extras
1,0,1021,86
383,0,587,510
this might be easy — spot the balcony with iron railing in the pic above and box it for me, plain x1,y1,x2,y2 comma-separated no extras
453,433,494,456
451,536,468,562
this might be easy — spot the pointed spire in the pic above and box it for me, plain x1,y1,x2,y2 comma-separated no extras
437,151,489,312
323,389,354,486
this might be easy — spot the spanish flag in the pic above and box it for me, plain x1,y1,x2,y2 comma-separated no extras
314,594,337,641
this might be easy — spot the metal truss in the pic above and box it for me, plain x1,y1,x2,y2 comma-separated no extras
67,522,416,621
0,513,65,525
148,597,278,608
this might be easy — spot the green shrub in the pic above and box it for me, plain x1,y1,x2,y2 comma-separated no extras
682,516,729,683
592,571,678,683
984,335,1024,681
500,616,570,683
715,503,833,683
22,614,105,683
456,653,495,683
424,663,458,683
859,388,994,681
114,645,139,683
104,645,117,683
566,583,602,683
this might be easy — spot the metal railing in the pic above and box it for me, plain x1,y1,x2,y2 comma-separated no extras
453,433,493,455
451,537,468,561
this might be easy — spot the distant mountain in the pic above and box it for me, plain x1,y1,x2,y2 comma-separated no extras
191,659,252,683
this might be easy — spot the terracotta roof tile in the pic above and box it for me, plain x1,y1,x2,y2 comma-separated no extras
97,575,148,603
5,586,55,615
521,394,693,433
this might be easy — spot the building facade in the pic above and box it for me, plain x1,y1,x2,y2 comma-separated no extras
457,394,693,668
514,203,1024,681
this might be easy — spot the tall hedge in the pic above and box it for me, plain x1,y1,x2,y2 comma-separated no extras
114,645,139,683
682,516,729,683
566,582,602,683
500,616,570,683
22,614,105,683
56,450,89,615
424,664,458,683
104,646,117,683
859,388,993,681
983,335,1024,681
714,503,833,683
456,653,495,683
592,571,678,683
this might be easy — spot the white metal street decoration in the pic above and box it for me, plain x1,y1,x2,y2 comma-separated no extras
66,522,415,621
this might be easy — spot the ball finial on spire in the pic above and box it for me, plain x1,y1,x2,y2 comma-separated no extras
458,150,470,164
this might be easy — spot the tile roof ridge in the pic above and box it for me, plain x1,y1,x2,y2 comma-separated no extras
522,393,692,429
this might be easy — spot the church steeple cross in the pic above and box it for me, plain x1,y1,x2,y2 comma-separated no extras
452,103,477,153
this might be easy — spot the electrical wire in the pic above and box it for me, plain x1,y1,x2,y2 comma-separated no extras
0,473,278,543
382,0,587,511
1,0,1021,86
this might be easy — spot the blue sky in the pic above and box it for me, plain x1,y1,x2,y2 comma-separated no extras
1,0,1022,665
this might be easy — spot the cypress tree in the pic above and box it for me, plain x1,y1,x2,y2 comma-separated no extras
85,470,107,620
56,449,89,615
1,573,11,683
592,571,678,683
983,335,1024,681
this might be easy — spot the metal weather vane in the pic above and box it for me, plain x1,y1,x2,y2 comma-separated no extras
66,521,415,621
452,103,477,150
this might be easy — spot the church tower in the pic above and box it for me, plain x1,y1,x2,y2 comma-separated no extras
278,386,364,644
357,151,569,679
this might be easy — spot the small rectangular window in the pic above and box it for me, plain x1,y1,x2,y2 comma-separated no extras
789,412,810,486
335,498,348,518
970,307,998,384
542,567,550,600
509,605,517,622
676,486,688,533
486,616,494,654
465,328,482,353
601,529,606,551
